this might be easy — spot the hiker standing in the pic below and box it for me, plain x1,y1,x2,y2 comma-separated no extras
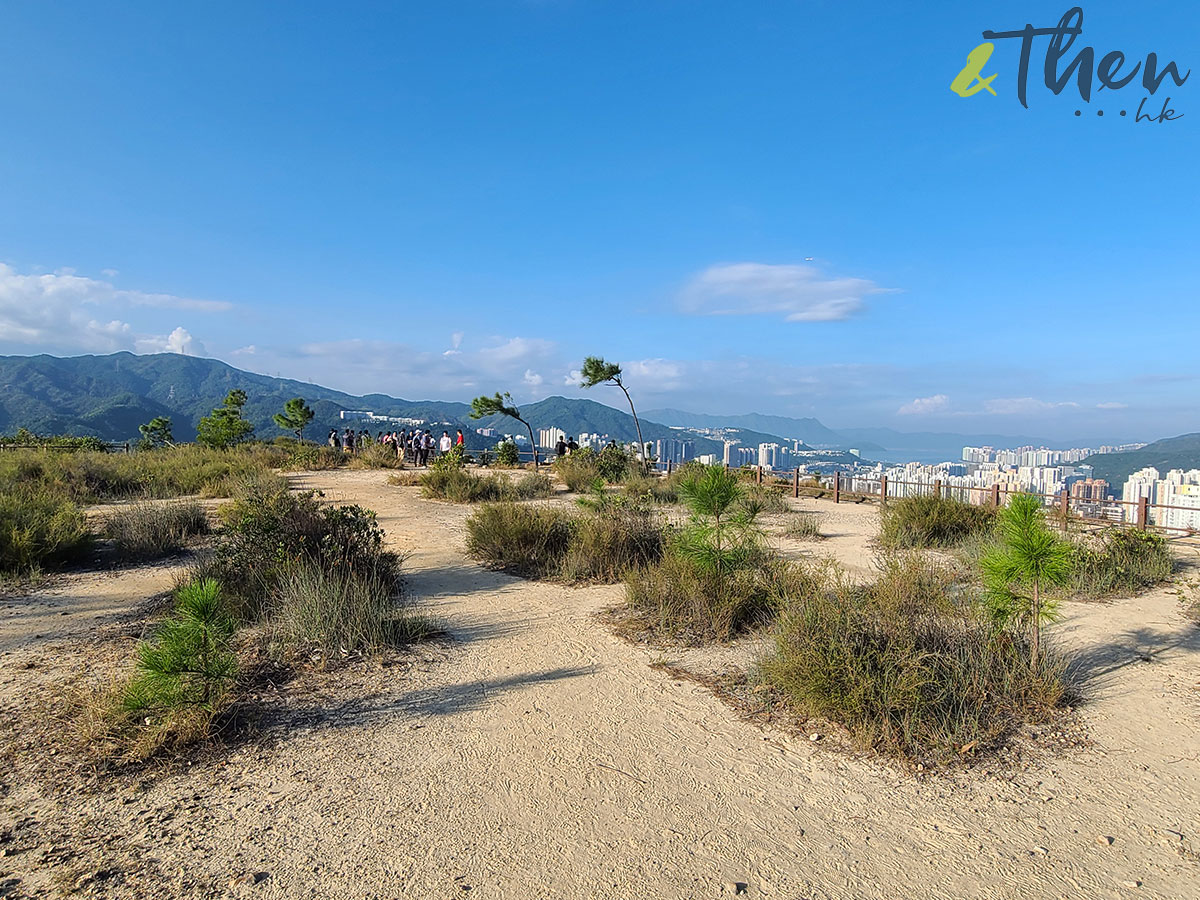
439,431,453,457
567,436,579,455
555,436,567,459
456,429,464,448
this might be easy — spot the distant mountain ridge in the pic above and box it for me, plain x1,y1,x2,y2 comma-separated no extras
643,408,859,449
1079,433,1200,486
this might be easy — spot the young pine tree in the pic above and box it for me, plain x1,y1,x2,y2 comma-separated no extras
123,578,238,713
197,389,255,449
981,492,1074,669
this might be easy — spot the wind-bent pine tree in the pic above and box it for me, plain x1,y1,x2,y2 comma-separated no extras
981,492,1074,669
273,397,315,442
579,356,647,472
470,392,539,469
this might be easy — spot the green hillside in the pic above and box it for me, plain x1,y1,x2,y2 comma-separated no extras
1080,433,1200,486
0,353,471,442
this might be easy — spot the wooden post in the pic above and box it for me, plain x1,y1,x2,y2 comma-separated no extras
793,467,800,498
933,479,942,499
666,460,673,475
1137,496,1149,530
880,474,887,504
756,465,763,485
833,471,841,504
1059,490,1069,525
991,483,1000,507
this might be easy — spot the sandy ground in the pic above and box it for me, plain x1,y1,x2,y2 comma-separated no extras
2,469,1199,899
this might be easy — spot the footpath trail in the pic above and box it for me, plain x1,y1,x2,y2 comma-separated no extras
3,469,1199,899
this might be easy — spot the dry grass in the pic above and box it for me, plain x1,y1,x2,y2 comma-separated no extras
103,500,210,561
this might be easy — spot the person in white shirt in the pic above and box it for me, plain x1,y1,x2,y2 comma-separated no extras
439,431,453,455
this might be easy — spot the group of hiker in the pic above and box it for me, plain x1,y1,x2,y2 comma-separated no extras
328,426,463,466
553,436,580,458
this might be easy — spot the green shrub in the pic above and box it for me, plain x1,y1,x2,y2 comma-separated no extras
123,578,238,714
465,502,573,578
0,428,109,451
268,559,431,657
595,443,638,482
1070,528,1174,597
195,485,399,622
512,472,554,500
783,512,823,541
624,551,801,642
0,445,283,503
760,557,1070,764
879,494,997,548
420,467,508,502
554,450,601,492
284,442,347,471
494,441,520,467
740,481,788,515
622,473,679,504
560,506,664,583
0,486,91,573
104,500,209,561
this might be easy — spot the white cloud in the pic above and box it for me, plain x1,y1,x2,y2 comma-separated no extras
233,345,257,355
451,331,464,349
0,263,227,353
898,394,950,415
1096,401,1128,410
522,369,544,387
101,268,119,278
680,262,892,322
563,368,582,386
984,397,1080,415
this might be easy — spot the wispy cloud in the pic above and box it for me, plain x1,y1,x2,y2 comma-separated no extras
898,394,950,415
680,262,893,322
984,397,1081,415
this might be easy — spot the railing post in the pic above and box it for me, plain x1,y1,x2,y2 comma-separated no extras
1059,490,1069,525
833,471,841,503
1137,496,1149,530
756,465,763,485
666,460,672,475
793,467,799,498
933,479,942,499
880,474,887,504
991,483,1000,507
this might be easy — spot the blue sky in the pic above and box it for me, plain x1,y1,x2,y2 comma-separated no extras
0,1,1195,443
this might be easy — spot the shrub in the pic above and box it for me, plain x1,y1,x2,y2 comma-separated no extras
284,442,346,471
465,502,573,578
784,512,823,541
740,481,788,515
761,557,1070,764
554,449,601,492
512,472,554,500
494,440,520,468
195,484,399,622
560,506,664,583
420,468,508,503
104,500,209,561
622,473,679,504
879,494,997,548
268,558,430,657
0,444,284,503
0,486,91,573
1070,528,1174,597
123,579,238,714
595,443,638,482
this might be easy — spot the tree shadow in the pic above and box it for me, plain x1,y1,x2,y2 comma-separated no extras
1064,621,1200,692
277,665,594,731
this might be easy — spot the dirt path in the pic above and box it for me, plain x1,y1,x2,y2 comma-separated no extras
3,470,1199,899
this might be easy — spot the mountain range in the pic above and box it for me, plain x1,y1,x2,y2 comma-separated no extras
5,354,1187,476
0,353,848,460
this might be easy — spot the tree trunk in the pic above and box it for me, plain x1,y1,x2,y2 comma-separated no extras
1031,578,1041,670
620,383,647,474
520,418,539,469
